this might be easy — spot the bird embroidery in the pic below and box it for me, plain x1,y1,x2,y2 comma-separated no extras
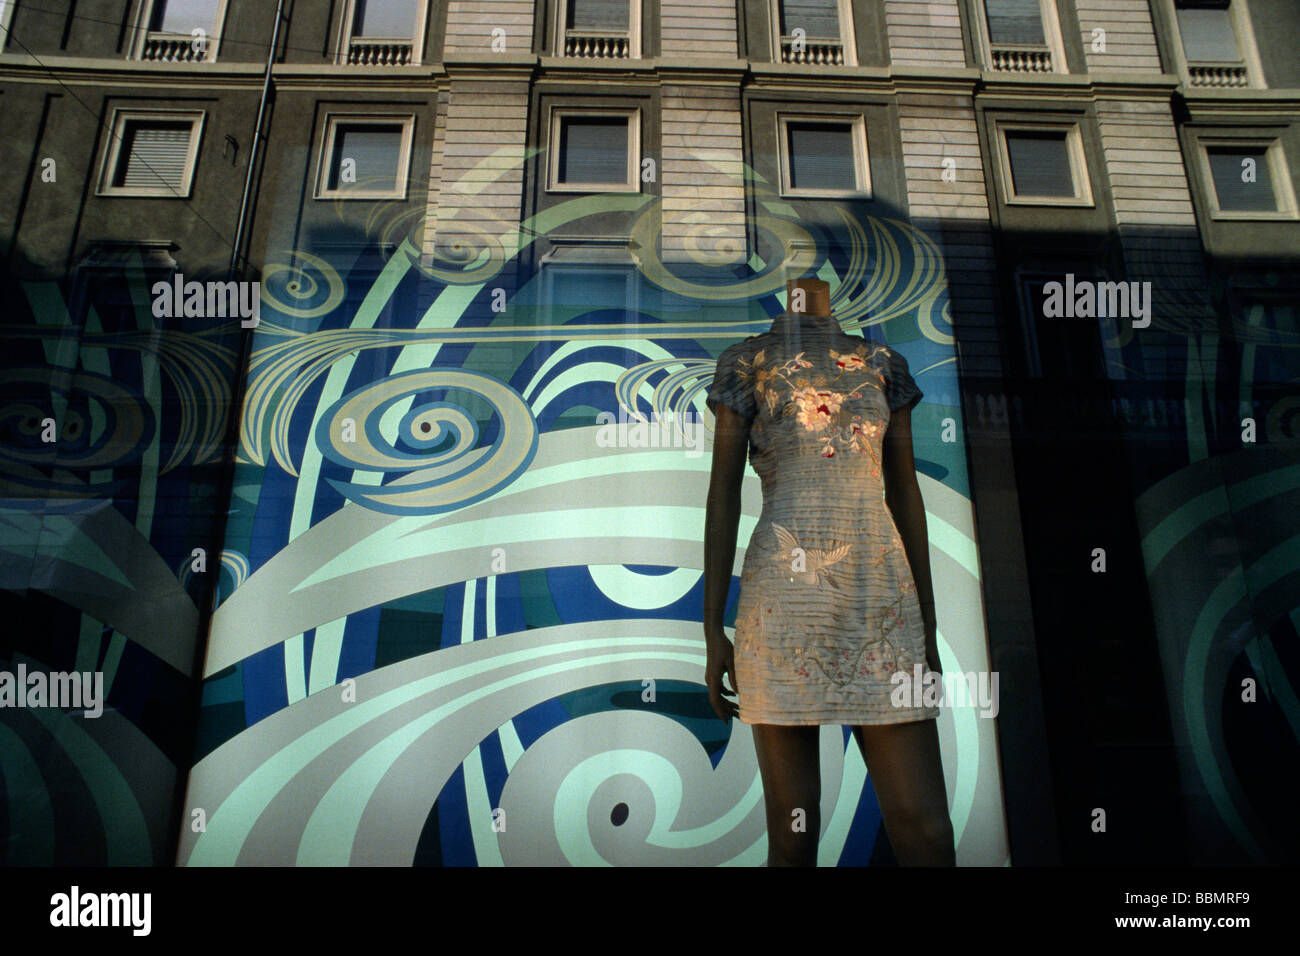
771,523,851,588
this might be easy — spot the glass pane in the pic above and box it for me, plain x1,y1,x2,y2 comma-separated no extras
568,0,630,32
787,122,856,191
329,124,404,192
1005,130,1074,197
551,269,629,307
985,0,1046,45
780,0,840,39
558,117,629,184
1208,147,1276,211
353,0,418,37
1177,7,1240,62
149,0,219,33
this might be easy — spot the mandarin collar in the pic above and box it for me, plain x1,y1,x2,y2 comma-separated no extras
769,311,841,335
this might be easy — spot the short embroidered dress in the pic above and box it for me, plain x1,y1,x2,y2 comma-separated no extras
707,311,938,725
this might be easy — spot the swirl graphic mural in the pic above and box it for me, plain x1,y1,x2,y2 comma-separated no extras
6,159,1012,866
313,369,538,515
161,171,1011,866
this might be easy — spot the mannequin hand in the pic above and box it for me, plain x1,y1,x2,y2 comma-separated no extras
924,637,942,677
922,609,941,677
705,635,739,722
925,648,942,678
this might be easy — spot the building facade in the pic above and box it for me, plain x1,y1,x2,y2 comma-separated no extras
1,1,1296,866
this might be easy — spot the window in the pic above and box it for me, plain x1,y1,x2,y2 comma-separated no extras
540,243,643,340
338,0,425,65
1017,270,1109,379
315,115,416,200
974,0,1065,73
544,263,639,313
96,110,205,198
772,0,857,65
1196,138,1298,220
133,0,227,62
777,114,870,198
547,109,640,192
0,1,15,53
995,122,1093,206
558,0,639,58
1229,293,1298,346
985,0,1044,44
72,243,180,332
1171,1,1261,88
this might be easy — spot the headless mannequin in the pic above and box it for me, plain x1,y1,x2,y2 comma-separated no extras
703,278,955,866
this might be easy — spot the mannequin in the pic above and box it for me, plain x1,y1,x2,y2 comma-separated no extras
703,277,955,866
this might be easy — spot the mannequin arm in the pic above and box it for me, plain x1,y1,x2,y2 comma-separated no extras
881,405,940,673
703,403,751,647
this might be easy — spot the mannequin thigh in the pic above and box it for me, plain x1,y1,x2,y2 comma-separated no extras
750,722,821,865
851,718,954,865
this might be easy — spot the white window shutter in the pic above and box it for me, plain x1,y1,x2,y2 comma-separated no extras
118,124,193,190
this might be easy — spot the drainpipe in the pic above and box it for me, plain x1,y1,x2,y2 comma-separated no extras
228,0,286,279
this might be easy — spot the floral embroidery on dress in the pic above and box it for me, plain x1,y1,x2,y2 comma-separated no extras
732,342,890,466
830,349,866,371
735,522,920,691
723,320,931,722
792,387,841,431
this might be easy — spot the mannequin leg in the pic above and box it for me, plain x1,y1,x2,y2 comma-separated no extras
852,718,955,866
751,723,821,866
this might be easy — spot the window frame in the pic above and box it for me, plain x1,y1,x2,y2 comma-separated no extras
1194,136,1298,221
1226,286,1299,346
546,107,641,194
1014,265,1114,379
553,0,641,58
95,108,206,199
1163,0,1265,89
994,120,1094,207
129,0,230,62
0,0,16,53
768,0,859,67
540,256,642,318
68,243,179,359
335,0,428,66
776,111,871,199
972,0,1068,74
313,113,417,201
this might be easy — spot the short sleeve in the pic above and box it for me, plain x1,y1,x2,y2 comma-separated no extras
706,342,756,420
885,347,923,413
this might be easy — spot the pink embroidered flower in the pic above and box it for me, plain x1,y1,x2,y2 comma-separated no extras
851,420,881,439
831,349,866,371
821,443,835,458
792,352,813,370
793,387,841,431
